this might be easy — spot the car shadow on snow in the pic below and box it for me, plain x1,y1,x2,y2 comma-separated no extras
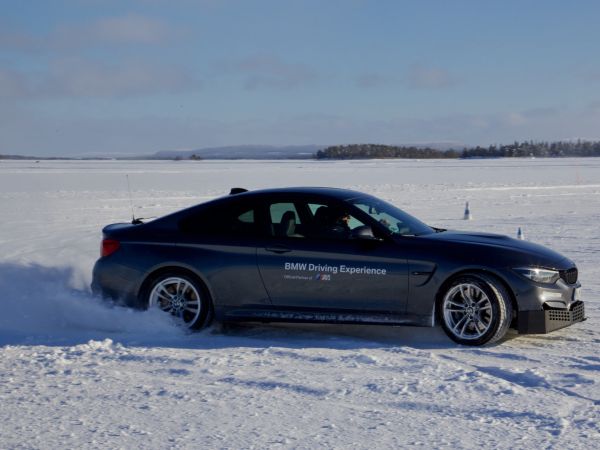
0,262,509,351
198,321,455,351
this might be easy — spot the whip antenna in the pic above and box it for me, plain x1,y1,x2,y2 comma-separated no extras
126,174,137,224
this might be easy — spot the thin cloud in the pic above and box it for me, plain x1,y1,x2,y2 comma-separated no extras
0,14,177,53
49,59,200,97
0,68,30,98
406,64,459,89
580,70,600,82
0,59,201,99
72,14,173,45
3,104,599,156
355,73,396,88
504,112,527,127
356,66,459,90
521,106,561,118
220,55,318,90
269,106,589,147
584,101,600,113
0,30,42,52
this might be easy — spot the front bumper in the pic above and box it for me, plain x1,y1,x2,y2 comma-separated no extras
518,300,586,334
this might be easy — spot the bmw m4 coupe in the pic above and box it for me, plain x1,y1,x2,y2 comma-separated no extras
92,187,585,345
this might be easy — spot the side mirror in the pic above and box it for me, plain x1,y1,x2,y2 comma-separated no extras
351,225,377,240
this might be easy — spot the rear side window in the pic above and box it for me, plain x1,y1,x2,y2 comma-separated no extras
180,203,260,237
268,202,304,238
237,209,255,224
269,203,301,225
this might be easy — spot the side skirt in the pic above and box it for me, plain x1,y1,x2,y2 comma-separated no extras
217,305,433,327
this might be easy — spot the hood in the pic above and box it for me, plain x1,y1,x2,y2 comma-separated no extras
420,230,573,269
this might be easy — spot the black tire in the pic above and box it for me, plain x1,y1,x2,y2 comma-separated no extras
438,274,513,346
142,272,211,330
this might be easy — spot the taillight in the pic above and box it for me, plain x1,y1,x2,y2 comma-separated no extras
101,239,120,257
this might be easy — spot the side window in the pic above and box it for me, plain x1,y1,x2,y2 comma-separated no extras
306,202,366,240
353,202,408,234
307,203,322,215
269,202,303,238
237,209,254,224
227,207,258,236
180,204,259,237
270,203,301,225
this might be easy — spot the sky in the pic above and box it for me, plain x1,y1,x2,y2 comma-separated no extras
1,0,600,156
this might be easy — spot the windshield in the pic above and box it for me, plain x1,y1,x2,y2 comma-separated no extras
350,195,433,236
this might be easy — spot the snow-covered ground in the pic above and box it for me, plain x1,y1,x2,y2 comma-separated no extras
0,158,598,449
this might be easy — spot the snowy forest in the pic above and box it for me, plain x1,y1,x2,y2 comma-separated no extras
315,140,600,159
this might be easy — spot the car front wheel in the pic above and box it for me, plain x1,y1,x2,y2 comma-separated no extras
438,274,513,346
145,273,210,329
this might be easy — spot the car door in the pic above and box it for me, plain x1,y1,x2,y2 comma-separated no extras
175,199,271,308
256,197,409,313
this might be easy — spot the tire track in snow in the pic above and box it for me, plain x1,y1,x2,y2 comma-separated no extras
431,352,599,440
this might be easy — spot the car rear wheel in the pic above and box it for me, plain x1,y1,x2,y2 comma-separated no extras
146,273,209,329
439,274,512,346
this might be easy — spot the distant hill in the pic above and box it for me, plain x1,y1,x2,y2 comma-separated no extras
5,140,599,160
152,145,325,160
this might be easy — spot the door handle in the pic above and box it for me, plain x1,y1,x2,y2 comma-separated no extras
265,246,292,254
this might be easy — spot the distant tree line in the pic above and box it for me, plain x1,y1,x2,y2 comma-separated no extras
315,144,458,159
461,140,600,158
315,140,600,160
0,154,69,160
172,154,202,161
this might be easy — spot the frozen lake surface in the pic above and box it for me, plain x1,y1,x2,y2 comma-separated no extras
0,158,598,448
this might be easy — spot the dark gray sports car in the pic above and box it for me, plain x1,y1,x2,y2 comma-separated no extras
92,187,585,345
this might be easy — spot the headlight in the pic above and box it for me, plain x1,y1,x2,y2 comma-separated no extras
514,267,560,284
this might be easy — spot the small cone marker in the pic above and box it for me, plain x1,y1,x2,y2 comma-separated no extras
517,227,524,240
463,201,472,220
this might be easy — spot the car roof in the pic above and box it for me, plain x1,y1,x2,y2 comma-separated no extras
149,187,370,227
227,186,365,200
